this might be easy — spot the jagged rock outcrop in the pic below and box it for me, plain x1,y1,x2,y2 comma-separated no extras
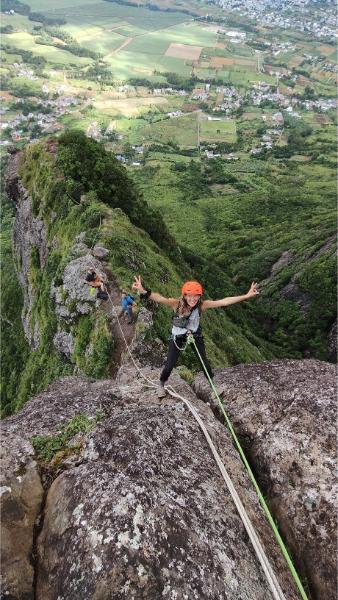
194,359,337,600
51,255,107,324
6,155,48,349
53,330,75,356
0,434,43,599
1,366,302,600
93,245,110,259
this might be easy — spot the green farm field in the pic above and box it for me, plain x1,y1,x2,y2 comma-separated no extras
1,31,93,65
32,1,189,30
0,12,36,31
200,119,237,143
20,0,220,81
133,113,199,146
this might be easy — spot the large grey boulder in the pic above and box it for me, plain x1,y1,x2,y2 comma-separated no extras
194,358,337,600
92,245,110,259
51,255,107,323
1,368,298,600
0,433,43,599
53,330,75,356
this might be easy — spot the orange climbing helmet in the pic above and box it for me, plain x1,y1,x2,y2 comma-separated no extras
182,281,203,296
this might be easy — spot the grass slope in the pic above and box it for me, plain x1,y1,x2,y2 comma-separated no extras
1,134,271,415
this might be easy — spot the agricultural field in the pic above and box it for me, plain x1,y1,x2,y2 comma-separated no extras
1,30,93,65
200,119,236,143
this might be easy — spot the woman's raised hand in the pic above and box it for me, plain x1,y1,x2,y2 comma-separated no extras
132,275,145,293
246,282,259,298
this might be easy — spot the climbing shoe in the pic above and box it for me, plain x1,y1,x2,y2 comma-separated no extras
157,383,166,399
97,290,108,301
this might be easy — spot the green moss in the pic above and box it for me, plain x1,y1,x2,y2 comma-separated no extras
73,312,113,378
31,412,101,463
1,175,30,417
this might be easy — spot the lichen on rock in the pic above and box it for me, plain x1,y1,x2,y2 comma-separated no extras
194,358,337,600
1,367,303,600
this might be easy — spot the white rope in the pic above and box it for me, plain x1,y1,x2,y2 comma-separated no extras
107,290,158,387
103,290,286,599
166,385,287,600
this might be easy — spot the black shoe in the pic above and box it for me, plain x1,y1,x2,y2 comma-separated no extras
97,290,108,300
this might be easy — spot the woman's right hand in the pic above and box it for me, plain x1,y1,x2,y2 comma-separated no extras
132,275,145,294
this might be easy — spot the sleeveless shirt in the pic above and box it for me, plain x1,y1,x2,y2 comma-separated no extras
171,307,200,336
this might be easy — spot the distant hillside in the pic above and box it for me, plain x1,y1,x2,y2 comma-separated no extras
132,149,337,361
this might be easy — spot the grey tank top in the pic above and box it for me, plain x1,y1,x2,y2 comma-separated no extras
172,307,200,336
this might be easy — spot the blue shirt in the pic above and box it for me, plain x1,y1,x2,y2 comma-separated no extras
122,295,134,310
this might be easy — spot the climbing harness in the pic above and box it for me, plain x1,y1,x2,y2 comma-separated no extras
172,334,190,351
187,334,309,600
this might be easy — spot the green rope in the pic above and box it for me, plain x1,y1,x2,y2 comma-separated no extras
188,335,309,600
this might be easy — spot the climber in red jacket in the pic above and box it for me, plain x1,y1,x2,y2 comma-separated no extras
132,275,259,397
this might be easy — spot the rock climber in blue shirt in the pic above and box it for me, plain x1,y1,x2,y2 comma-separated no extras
121,292,136,324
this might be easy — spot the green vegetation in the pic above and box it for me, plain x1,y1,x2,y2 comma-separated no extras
0,167,30,418
56,130,179,258
132,145,336,360
31,411,103,462
1,0,66,25
35,26,101,60
1,0,336,417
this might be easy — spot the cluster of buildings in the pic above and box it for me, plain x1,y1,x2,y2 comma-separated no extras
153,88,187,96
218,30,246,43
0,92,79,144
166,110,184,118
214,86,244,113
12,63,37,81
0,111,63,144
250,127,283,155
215,0,336,39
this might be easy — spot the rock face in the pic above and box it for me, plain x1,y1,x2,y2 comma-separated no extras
0,434,43,599
194,359,337,600
5,156,115,367
53,330,75,356
1,367,301,600
92,245,110,259
280,280,311,315
7,159,49,348
129,307,166,368
51,255,107,325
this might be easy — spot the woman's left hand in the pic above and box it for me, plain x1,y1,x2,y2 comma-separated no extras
246,282,259,298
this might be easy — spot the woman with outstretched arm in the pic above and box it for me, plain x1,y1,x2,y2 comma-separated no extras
132,275,259,397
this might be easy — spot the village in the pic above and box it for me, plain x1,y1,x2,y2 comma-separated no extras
215,0,337,40
1,73,336,157
0,0,336,157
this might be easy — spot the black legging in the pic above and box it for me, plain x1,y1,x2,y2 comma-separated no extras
160,334,213,384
